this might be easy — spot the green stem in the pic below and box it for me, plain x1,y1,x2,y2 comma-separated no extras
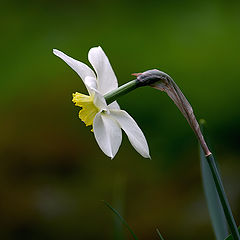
104,79,138,104
206,154,240,240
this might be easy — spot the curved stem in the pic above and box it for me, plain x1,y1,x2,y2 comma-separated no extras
104,70,240,239
136,69,240,239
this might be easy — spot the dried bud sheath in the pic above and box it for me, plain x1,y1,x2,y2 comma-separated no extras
136,69,211,156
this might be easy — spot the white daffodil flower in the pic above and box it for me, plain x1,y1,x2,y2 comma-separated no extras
53,46,150,159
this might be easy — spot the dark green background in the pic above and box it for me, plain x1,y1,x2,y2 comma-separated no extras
1,0,240,239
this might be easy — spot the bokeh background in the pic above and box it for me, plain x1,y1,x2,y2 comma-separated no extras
1,0,240,239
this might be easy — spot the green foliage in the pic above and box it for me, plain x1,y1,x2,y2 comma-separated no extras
200,120,228,240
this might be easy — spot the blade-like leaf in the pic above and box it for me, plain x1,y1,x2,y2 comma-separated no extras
200,120,229,240
103,200,138,240
224,226,240,240
156,228,165,240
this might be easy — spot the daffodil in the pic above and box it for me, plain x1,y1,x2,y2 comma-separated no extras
53,46,150,159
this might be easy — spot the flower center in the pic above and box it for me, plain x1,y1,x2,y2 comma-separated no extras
72,92,99,126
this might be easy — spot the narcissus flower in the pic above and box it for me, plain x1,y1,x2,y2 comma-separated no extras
53,47,150,159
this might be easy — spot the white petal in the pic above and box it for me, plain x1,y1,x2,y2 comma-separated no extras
110,110,150,158
84,76,97,95
85,76,97,90
93,112,122,159
53,49,96,86
88,46,118,95
108,101,120,110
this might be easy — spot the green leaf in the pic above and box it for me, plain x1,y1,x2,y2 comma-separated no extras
156,228,165,240
199,119,229,240
224,226,240,240
103,200,139,240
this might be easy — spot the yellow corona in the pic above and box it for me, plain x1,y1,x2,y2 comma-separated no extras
72,92,99,127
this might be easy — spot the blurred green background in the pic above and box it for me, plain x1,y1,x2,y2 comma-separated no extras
1,0,240,239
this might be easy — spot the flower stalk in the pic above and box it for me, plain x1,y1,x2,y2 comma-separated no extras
136,69,240,240
104,69,240,240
